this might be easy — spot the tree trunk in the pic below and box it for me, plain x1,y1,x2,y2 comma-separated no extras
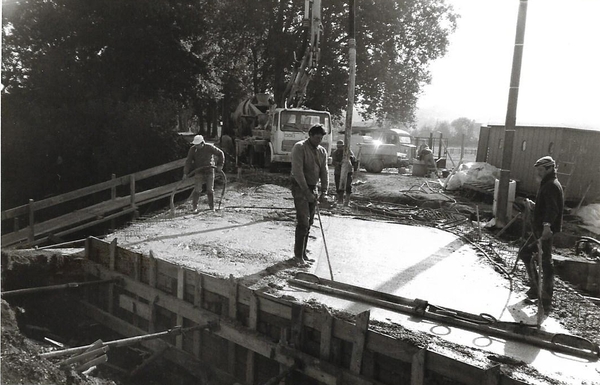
212,100,219,138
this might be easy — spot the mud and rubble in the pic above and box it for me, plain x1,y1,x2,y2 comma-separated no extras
2,167,599,385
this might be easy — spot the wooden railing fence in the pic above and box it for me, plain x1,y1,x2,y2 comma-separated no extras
1,158,192,248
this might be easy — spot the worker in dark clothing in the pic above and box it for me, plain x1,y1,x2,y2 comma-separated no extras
290,124,329,265
331,140,356,206
183,135,225,213
417,144,438,177
518,156,563,313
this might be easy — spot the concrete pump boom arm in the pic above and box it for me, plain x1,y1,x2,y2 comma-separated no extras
281,0,322,108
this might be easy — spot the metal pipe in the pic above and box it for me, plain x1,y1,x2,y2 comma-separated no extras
289,277,599,360
1,279,117,298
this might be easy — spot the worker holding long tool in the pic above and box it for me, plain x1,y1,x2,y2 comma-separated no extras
290,124,329,265
183,135,224,213
518,156,563,314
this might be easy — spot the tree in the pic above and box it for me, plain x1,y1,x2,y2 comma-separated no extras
450,117,479,145
1,0,220,207
353,0,457,124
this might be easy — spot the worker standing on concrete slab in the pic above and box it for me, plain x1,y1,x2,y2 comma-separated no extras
290,124,329,265
183,135,225,213
332,140,356,206
518,156,563,313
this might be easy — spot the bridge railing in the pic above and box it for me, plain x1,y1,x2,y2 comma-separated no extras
1,158,192,249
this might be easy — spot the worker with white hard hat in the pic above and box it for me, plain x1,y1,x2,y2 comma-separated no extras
183,135,225,212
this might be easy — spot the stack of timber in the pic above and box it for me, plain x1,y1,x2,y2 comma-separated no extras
81,236,532,385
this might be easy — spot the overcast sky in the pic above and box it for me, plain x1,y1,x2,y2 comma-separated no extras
416,0,600,130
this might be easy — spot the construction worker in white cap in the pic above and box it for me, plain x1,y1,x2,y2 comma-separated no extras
518,155,563,313
183,135,225,212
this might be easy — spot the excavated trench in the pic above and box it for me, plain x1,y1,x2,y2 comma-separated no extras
1,250,203,385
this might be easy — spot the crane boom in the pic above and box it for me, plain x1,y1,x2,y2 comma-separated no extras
281,0,322,108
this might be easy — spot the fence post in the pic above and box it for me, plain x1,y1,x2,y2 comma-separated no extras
27,199,35,243
129,175,138,220
110,174,117,230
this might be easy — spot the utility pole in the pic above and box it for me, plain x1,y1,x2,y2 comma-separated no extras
496,0,528,227
340,0,356,193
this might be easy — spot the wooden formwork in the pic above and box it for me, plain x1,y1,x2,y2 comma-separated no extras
82,236,529,385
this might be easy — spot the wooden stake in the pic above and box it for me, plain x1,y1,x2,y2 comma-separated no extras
319,308,333,361
410,348,426,385
349,310,370,374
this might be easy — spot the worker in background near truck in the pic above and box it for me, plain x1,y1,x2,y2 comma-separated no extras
518,156,563,313
290,124,329,265
332,140,356,206
183,135,225,213
417,144,438,177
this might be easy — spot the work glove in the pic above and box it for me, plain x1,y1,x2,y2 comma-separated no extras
318,193,326,204
304,189,316,203
541,224,553,240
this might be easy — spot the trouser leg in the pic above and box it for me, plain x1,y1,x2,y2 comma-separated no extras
541,237,554,307
518,237,539,293
334,173,343,203
207,192,214,210
292,184,311,260
344,173,353,206
192,174,203,209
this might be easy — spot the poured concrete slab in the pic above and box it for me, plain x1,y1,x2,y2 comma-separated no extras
283,215,600,385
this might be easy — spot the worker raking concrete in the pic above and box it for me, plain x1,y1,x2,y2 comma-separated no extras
183,135,225,213
518,156,564,314
290,124,329,266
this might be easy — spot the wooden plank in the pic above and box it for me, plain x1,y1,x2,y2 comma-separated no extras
410,348,426,385
119,295,152,320
290,303,304,349
227,275,238,376
28,199,35,242
228,275,238,320
133,158,186,181
483,364,501,385
246,291,258,384
176,267,185,349
319,308,334,361
83,260,530,385
148,251,158,333
193,272,204,358
349,310,370,374
107,239,117,314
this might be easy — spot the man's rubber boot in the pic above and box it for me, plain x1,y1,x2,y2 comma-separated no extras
192,190,201,211
303,232,314,262
207,192,215,211
336,192,344,204
343,193,351,207
525,261,539,299
294,232,307,262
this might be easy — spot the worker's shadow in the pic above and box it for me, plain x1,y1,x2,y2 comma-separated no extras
503,298,545,363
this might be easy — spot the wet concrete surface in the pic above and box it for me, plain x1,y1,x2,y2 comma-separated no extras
282,214,600,385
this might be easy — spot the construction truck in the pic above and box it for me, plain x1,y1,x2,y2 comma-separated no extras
231,0,333,171
337,128,415,173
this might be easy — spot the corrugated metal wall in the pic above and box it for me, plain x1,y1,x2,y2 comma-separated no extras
479,126,600,202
